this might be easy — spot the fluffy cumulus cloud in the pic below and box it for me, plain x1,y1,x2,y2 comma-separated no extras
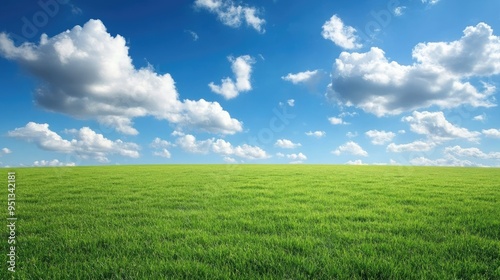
327,23,499,116
328,117,347,125
275,139,301,149
176,134,269,160
278,152,307,163
332,141,368,157
403,111,481,142
282,70,320,85
194,0,265,33
287,99,295,107
1,148,11,155
286,153,307,161
305,131,326,138
445,146,500,160
8,122,140,163
209,55,255,99
33,159,76,167
410,155,480,167
482,129,500,138
410,145,500,167
150,137,174,158
365,130,396,145
346,159,364,165
387,141,436,153
322,15,362,50
0,19,242,135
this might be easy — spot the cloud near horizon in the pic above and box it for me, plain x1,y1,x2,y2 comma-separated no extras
8,122,140,163
0,19,243,135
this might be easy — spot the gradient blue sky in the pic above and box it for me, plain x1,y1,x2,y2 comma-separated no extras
1,0,500,167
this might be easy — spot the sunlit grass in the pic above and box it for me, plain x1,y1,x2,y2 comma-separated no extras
3,165,500,279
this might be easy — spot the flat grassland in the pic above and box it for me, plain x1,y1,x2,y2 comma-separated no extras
3,165,500,279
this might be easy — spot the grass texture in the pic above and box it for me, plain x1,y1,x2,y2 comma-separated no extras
2,165,500,279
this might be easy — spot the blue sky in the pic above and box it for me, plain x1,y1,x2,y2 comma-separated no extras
1,0,500,167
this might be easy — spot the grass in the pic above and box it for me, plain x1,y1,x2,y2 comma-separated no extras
2,165,500,279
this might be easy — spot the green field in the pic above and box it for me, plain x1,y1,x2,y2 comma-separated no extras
3,165,500,279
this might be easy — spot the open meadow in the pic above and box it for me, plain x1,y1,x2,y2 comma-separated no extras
3,165,500,279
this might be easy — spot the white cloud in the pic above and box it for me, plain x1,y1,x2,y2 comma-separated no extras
223,156,237,163
421,0,440,5
153,149,171,158
209,55,255,99
276,152,285,158
8,122,139,163
1,148,11,154
282,70,320,84
150,138,174,158
287,99,295,107
194,0,265,33
346,159,365,165
473,114,485,121
403,111,481,142
365,130,396,145
333,141,368,157
185,30,199,41
410,155,481,167
482,129,500,138
286,153,307,161
176,134,269,160
176,134,213,154
387,141,436,152
394,6,406,16
328,117,346,125
445,145,500,159
275,139,301,149
150,137,174,149
0,19,242,135
321,15,362,50
346,131,358,138
33,159,76,167
305,131,326,138
328,23,499,116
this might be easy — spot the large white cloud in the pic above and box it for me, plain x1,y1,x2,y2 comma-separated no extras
275,139,301,149
194,0,265,33
176,134,269,160
327,23,499,116
332,141,368,157
403,111,481,142
209,55,254,99
322,15,362,50
8,122,140,163
0,19,242,135
365,130,396,145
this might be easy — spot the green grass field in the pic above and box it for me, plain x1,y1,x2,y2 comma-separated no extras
3,165,500,279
